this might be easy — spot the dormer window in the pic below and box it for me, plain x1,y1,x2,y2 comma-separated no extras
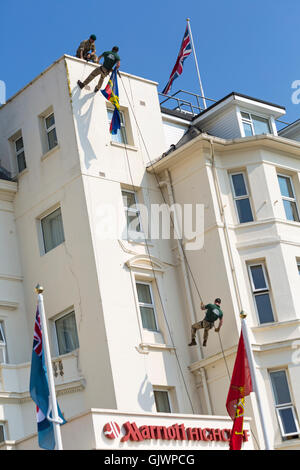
241,112,271,137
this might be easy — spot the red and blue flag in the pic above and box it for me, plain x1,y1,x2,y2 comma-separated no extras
162,25,192,95
29,307,66,450
101,68,121,135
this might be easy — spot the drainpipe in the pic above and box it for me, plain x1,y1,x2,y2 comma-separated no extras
158,169,213,415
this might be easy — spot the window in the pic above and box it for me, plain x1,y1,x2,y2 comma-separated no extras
41,207,65,254
297,260,300,276
14,136,27,173
122,190,141,237
277,174,300,222
0,424,5,443
44,112,58,151
154,390,171,413
107,108,127,144
0,322,7,364
230,172,254,223
248,263,274,324
270,370,299,439
55,311,79,356
136,282,158,331
241,112,271,137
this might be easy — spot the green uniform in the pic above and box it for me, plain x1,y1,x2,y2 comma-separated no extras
76,39,96,61
204,304,223,323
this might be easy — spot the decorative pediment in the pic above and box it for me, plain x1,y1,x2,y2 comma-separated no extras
125,255,167,273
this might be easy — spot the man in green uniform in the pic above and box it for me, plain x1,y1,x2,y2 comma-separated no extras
77,46,121,93
188,298,223,347
76,34,97,63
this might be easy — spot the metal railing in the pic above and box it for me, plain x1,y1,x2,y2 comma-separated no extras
159,89,217,116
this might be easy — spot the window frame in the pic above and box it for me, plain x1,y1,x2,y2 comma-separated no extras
122,189,142,237
14,135,27,173
0,423,5,443
240,110,272,137
153,389,172,413
40,206,65,255
136,281,159,332
0,322,7,364
269,369,300,439
107,107,128,144
44,111,58,151
229,171,254,224
248,262,275,324
54,310,80,356
277,173,300,223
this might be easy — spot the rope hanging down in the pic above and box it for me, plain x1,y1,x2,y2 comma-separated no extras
116,74,259,445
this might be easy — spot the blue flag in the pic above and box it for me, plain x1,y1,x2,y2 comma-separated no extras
101,68,121,135
29,308,66,450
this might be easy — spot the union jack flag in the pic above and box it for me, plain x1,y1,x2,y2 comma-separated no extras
162,25,192,95
33,309,42,357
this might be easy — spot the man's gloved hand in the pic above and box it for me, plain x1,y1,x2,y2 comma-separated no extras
215,327,220,333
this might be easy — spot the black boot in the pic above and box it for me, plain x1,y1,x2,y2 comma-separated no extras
188,339,197,346
77,80,84,89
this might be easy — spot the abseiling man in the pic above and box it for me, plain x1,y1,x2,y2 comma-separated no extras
77,46,120,93
188,298,223,347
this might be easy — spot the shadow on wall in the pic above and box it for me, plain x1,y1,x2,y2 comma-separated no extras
72,85,97,170
138,375,155,412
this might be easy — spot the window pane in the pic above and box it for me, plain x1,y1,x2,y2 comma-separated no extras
279,408,298,435
41,208,65,253
0,324,5,343
250,265,267,290
136,283,152,304
140,306,157,330
0,426,4,443
47,127,58,150
241,112,251,120
252,115,271,135
17,151,26,173
255,293,274,323
15,137,24,152
231,174,247,197
298,263,300,275
55,312,79,355
270,371,291,405
154,391,171,413
235,198,253,223
122,191,136,209
283,200,300,222
45,113,55,129
243,122,253,137
127,212,141,233
278,175,294,198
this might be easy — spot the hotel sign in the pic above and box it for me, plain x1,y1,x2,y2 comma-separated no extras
103,420,250,444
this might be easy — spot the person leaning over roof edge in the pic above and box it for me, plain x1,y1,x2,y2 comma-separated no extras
77,46,120,93
76,34,97,63
188,298,223,347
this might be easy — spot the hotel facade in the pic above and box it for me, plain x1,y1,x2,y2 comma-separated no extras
0,55,299,450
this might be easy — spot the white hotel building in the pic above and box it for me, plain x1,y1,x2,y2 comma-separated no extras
0,55,300,450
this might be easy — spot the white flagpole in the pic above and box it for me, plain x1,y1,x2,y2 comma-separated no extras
186,18,207,110
36,284,63,450
240,312,272,450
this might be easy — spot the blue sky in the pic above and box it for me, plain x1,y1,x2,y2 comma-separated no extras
1,0,300,125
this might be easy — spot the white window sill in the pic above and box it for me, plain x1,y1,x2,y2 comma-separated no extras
41,144,60,162
136,342,176,355
110,141,138,151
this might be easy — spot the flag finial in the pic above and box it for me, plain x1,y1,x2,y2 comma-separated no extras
35,284,44,294
240,311,247,319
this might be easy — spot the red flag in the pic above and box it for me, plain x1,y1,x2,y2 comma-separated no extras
226,330,253,450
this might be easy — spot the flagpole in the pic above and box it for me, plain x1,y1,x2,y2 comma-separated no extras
186,18,207,110
35,284,63,450
240,312,272,450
